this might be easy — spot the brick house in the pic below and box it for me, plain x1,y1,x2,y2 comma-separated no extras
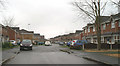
0,24,9,43
6,26,16,41
101,13,120,44
1,26,9,42
74,30,83,40
51,30,83,42
11,27,22,42
34,33,40,41
19,29,34,42
39,35,45,42
82,13,120,44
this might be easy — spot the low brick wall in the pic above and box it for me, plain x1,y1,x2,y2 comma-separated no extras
84,43,97,49
101,43,110,49
84,43,120,49
112,44,120,49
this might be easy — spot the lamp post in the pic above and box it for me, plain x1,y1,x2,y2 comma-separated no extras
28,24,30,30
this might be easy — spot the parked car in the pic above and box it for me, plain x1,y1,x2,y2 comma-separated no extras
17,41,21,45
67,41,72,46
10,40,17,45
45,41,52,46
54,41,60,44
38,42,44,45
70,40,88,49
59,42,65,45
20,39,33,50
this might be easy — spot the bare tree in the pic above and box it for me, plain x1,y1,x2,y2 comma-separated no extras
2,16,17,27
73,0,108,50
0,0,6,11
111,0,120,7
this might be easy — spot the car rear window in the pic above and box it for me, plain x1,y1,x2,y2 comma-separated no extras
22,40,32,44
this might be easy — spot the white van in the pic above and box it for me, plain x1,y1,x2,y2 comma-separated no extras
45,41,52,46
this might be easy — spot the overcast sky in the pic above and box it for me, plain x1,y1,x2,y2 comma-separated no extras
0,0,119,39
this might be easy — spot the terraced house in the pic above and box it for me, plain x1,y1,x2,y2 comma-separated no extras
34,33,41,41
1,25,9,43
11,27,22,43
19,29,34,42
82,13,120,44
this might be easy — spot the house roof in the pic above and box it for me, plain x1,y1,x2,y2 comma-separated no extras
19,29,34,33
111,13,120,20
11,27,20,32
34,33,40,36
100,16,110,23
75,30,83,34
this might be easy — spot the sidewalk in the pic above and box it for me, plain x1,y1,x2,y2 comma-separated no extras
70,50,120,66
59,45,119,66
2,47,20,64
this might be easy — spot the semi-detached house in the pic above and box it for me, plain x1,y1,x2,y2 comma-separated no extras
0,24,9,43
82,13,120,44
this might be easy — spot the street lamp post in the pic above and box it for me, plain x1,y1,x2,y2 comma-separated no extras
28,24,30,30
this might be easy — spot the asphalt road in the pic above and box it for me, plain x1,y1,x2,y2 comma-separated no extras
5,44,98,64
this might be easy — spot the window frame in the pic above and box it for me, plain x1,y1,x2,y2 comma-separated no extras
93,26,95,32
103,24,106,30
85,29,86,33
88,27,90,32
111,21,115,28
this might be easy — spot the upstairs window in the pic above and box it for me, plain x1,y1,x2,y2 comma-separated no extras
88,27,90,32
85,29,86,33
111,22,115,28
103,24,106,30
93,26,95,32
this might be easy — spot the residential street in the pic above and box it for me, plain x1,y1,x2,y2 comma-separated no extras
4,44,99,64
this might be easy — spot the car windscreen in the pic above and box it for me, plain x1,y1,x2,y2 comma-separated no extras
21,40,32,44
45,41,50,44
10,41,14,42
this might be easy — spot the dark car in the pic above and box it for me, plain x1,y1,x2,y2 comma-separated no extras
70,40,88,49
38,42,45,45
59,42,65,45
20,40,33,50
67,41,72,46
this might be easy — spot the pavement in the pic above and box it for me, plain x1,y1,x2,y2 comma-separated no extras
1,47,20,65
63,48,120,66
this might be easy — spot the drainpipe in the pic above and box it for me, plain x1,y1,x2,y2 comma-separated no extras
83,44,85,50
15,30,17,41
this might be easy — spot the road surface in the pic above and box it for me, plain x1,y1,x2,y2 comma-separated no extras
4,44,98,64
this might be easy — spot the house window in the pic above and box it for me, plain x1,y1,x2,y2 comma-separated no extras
103,24,106,30
88,27,90,32
93,26,95,32
85,29,86,33
111,22,115,28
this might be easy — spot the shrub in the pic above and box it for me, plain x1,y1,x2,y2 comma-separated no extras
2,42,14,48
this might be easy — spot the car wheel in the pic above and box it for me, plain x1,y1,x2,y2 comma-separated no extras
20,48,22,51
30,48,32,50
